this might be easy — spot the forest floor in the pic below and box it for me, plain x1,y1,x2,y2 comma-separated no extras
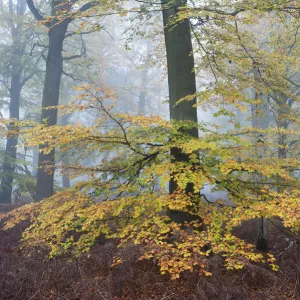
0,204,299,300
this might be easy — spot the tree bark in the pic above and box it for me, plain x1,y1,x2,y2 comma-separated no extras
35,20,70,201
162,0,199,223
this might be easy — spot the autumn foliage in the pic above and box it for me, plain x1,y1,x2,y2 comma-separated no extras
0,84,299,280
0,3,299,299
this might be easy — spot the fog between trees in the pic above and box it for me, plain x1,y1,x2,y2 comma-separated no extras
0,0,299,292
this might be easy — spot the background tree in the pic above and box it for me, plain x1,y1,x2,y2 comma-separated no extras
0,0,44,203
26,0,107,201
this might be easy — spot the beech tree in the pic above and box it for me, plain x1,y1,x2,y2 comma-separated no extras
161,0,199,223
26,0,104,201
0,0,43,203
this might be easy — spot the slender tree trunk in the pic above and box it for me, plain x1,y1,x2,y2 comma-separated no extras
138,42,151,115
138,68,148,115
277,96,291,159
162,0,199,223
0,0,26,203
278,122,288,159
59,113,71,189
31,147,39,177
35,20,70,201
61,155,71,188
0,73,21,203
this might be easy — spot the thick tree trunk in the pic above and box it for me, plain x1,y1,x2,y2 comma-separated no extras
35,21,70,201
162,0,199,223
0,74,21,203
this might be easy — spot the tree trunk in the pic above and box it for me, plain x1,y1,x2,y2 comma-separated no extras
277,95,291,159
0,74,21,203
138,42,151,115
138,68,148,115
61,155,71,188
59,113,71,189
251,64,268,251
31,147,39,177
0,0,26,203
35,20,70,201
162,0,199,223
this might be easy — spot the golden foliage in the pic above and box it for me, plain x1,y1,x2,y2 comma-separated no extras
2,85,299,279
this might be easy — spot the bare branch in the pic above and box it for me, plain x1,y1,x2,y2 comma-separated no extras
0,79,10,92
78,2,95,13
29,42,48,56
26,0,47,24
65,29,97,38
63,34,86,61
62,70,79,81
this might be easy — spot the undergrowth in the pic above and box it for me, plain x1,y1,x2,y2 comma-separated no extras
0,206,299,300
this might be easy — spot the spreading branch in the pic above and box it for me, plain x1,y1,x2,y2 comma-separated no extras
26,0,47,24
